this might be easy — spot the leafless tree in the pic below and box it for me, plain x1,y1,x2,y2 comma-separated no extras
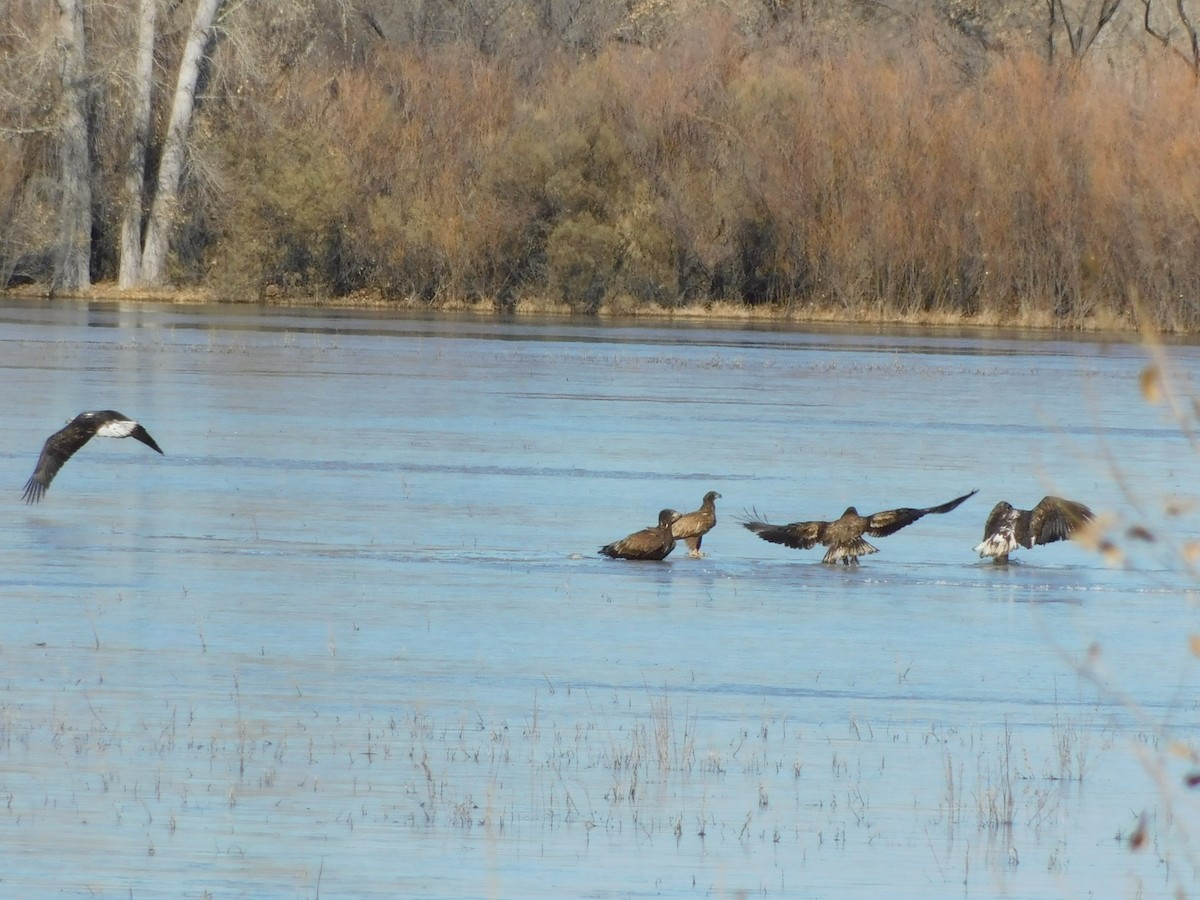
1141,0,1200,72
136,0,224,285
117,0,156,287
54,0,90,292
1047,0,1125,60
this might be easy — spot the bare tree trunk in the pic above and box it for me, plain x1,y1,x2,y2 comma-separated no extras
1047,0,1058,61
139,0,223,285
55,0,91,293
118,0,158,289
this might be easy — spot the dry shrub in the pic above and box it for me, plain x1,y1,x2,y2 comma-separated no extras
17,1,1200,326
546,213,622,312
484,47,685,310
208,111,358,298
192,15,1200,324
492,19,1200,325
208,45,520,301
581,14,761,305
0,1,73,284
962,56,1200,329
0,137,56,286
710,28,1200,327
340,48,520,302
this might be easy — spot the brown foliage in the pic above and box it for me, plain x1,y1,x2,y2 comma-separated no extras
7,2,1200,328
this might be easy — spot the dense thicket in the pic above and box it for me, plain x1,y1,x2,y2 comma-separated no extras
5,0,1200,328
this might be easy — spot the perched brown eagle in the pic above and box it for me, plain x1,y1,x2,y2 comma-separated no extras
974,496,1094,563
671,490,721,557
22,410,163,503
741,489,977,565
599,509,682,561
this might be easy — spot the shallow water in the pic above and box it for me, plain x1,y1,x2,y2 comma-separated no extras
2,299,1199,897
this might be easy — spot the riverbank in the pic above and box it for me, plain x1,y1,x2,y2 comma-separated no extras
4,281,1146,334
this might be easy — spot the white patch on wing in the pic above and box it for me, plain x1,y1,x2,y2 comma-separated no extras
96,419,137,438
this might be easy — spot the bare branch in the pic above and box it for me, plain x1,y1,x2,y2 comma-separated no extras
1054,0,1080,56
1142,0,1172,45
1051,0,1127,59
1178,0,1200,68
1082,0,1125,53
1142,0,1200,71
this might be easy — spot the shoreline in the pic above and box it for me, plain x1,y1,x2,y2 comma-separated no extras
2,281,1156,337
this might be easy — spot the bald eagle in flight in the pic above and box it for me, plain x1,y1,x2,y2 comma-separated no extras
974,496,1094,563
599,509,682,561
671,490,721,557
741,489,977,565
22,410,163,503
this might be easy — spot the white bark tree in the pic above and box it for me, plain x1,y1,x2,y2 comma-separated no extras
55,0,91,293
117,0,158,288
136,0,224,285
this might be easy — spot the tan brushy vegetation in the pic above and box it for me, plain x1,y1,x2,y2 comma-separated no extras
193,11,1200,328
7,2,1200,328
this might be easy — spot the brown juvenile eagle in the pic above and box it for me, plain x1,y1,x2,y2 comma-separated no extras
599,509,682,561
741,489,977,565
22,410,163,503
974,496,1094,564
671,490,721,557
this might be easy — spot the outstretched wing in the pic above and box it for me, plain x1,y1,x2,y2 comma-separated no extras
22,419,97,503
865,489,978,537
1028,496,1093,547
93,411,164,454
740,511,827,549
21,411,164,503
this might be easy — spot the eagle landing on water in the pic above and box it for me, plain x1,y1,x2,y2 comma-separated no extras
22,410,163,503
974,496,1094,564
741,490,977,565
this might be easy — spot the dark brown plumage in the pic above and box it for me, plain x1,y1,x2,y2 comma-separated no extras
671,490,721,557
741,490,977,565
22,410,163,503
975,496,1094,563
599,509,682,561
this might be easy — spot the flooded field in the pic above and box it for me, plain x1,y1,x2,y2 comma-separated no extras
1,299,1199,898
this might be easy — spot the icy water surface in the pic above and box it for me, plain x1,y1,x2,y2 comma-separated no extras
2,299,1199,897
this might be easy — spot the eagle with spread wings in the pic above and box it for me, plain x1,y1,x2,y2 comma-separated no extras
974,496,1094,563
741,490,977,564
22,410,163,503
